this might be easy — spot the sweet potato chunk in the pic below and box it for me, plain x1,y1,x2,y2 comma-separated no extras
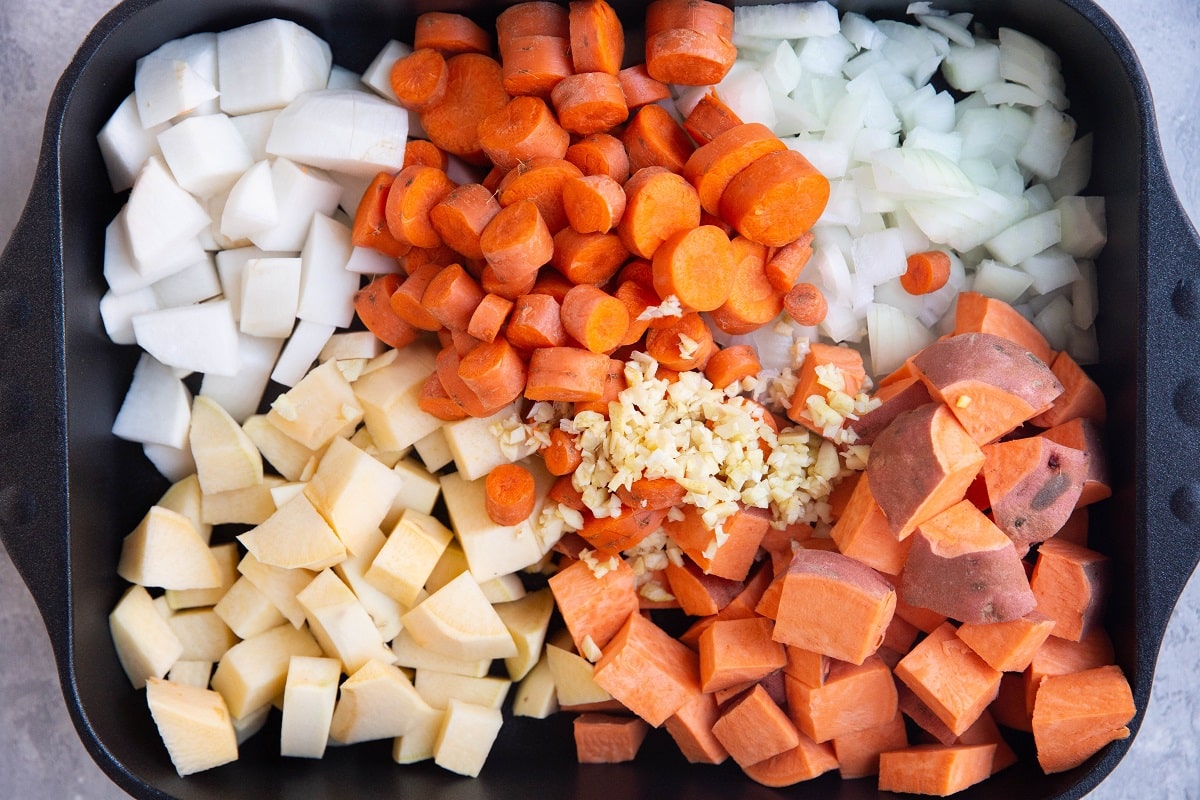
981,435,1088,551
894,622,1002,738
1029,538,1111,642
1031,664,1135,774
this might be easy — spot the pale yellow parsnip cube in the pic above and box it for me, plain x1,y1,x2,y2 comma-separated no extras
166,660,213,688
166,607,239,662
166,541,238,610
392,704,444,765
295,568,396,674
401,572,517,662
266,359,363,450
232,702,272,745
304,436,402,556
189,395,264,494
494,588,555,681
424,540,470,596
351,340,441,452
440,403,521,481
390,629,491,679
545,643,612,707
329,659,434,744
237,492,345,572
118,506,223,590
214,576,286,639
332,526,405,642
433,699,504,778
280,655,341,759
202,474,287,525
156,473,212,543
237,552,314,628
414,670,511,710
511,651,559,719
440,465,552,581
243,414,320,482
146,678,238,776
479,572,527,604
110,584,184,690
210,623,323,719
380,457,441,532
366,508,453,608
268,481,307,508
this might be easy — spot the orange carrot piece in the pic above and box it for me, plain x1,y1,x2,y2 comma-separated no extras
683,90,743,145
573,713,649,763
497,1,570,39
829,473,913,577
572,356,627,416
664,504,770,583
832,707,909,780
617,64,672,109
786,342,867,430
543,428,583,476
698,617,786,694
418,372,468,421
390,48,449,112
1041,418,1111,507
388,262,445,332
1031,665,1135,774
477,96,571,172
644,311,716,372
423,263,485,331
650,225,735,313
551,228,629,284
385,164,458,249
562,175,627,235
465,293,513,343
682,122,786,217
403,139,450,171
400,242,459,274
507,293,569,349
895,622,1003,738
878,744,996,796
614,476,686,511
900,250,952,296
645,27,737,87
954,291,1054,366
720,148,830,248
622,103,696,174
783,283,828,327
355,274,421,349
579,506,667,555
645,0,733,39
484,462,537,526
772,549,897,666
785,654,899,744
531,268,576,303
497,157,585,234
564,133,631,184
551,71,629,136
480,263,538,301
617,166,702,259
501,34,573,97
704,345,761,390
765,232,815,293
352,172,411,258
548,556,638,652
592,611,701,727
560,284,630,354
1029,538,1111,642
480,199,555,285
1031,350,1107,427
419,53,509,165
567,0,624,74
435,346,495,417
458,336,527,410
741,734,839,788
664,691,729,765
663,560,741,617
413,11,491,55
956,611,1056,674
525,346,612,401
549,474,586,511
708,236,783,335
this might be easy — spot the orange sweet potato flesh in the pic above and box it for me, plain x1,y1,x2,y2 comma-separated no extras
740,733,839,788
878,743,997,796
592,611,701,727
711,683,801,768
784,654,898,743
894,622,1003,737
665,504,771,582
829,473,912,577
866,402,985,539
1024,626,1117,717
663,690,729,765
846,376,932,446
832,707,909,779
955,710,1018,775
573,713,650,763
981,435,1088,551
955,610,1056,673
912,332,1064,445
1031,664,1135,774
1030,349,1107,427
548,557,638,652
1029,538,1111,642
898,499,1037,625
1041,418,1112,507
954,291,1054,366
772,549,897,666
698,617,786,693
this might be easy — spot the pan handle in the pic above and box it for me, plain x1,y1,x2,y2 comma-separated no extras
0,157,71,660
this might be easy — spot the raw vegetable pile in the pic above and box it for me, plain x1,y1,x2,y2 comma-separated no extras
99,0,1131,795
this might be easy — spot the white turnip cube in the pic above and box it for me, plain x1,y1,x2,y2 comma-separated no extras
200,334,286,423
221,160,278,242
134,45,219,128
327,65,365,91
266,89,409,178
298,214,358,328
132,299,241,376
103,208,207,294
240,258,301,338
271,320,336,387
112,353,193,448
217,19,332,115
344,245,402,275
124,156,211,269
157,114,253,198
360,40,411,103
98,93,167,192
229,109,280,162
215,245,294,321
100,286,161,345
152,254,222,308
143,442,197,483
248,158,342,252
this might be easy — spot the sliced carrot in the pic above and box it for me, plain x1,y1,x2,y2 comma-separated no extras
954,291,1054,366
573,713,649,763
500,34,573,97
645,0,734,39
480,199,555,285
355,274,420,349
614,476,685,511
551,228,629,284
429,183,502,262
617,166,702,259
683,89,743,145
390,48,449,112
352,172,411,258
578,506,667,555
772,549,896,666
385,164,458,249
422,263,485,331
419,53,509,165
388,262,445,331
895,622,1003,738
418,371,468,421
497,1,570,40
435,346,494,417
829,472,913,577
484,462,537,526
543,428,583,476
402,139,449,171
480,263,538,301
447,327,483,357
1031,349,1108,427
592,611,701,727
647,224,735,313
413,11,491,55
477,96,571,172
1041,417,1111,507
832,708,909,780
549,474,587,511
644,311,716,372
682,122,786,217
564,132,631,184
704,345,761,390
560,284,630,354
622,103,696,174
664,691,729,765
562,175,627,235
785,654,898,743
507,292,569,349
740,733,839,788
708,236,782,335
572,356,626,416
400,242,459,274
567,0,624,74
765,232,815,293
531,268,576,303
878,744,996,796
458,336,527,410
551,71,629,136
617,64,672,109
783,283,828,327
525,346,612,401
1032,664,1135,774
1029,538,1111,642
900,249,952,295
956,611,1056,674
645,27,737,87
497,157,585,234
720,148,830,248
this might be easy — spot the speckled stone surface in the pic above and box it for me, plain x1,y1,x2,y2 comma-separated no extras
1,0,1198,797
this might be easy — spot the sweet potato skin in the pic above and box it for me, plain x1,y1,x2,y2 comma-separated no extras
983,436,1088,551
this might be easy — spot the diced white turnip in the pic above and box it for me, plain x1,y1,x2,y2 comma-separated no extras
143,442,197,483
327,65,365,92
112,353,193,449
214,246,294,321
332,171,375,219
152,254,222,307
100,286,161,345
1046,132,1093,199
798,33,856,77
134,52,219,130
760,40,803,95
270,320,336,387
200,334,286,423
298,214,358,328
248,158,343,252
228,109,280,162
132,299,241,376
360,40,412,103
345,245,403,275
220,160,278,242
99,94,168,192
266,89,409,178
157,114,254,198
124,157,212,269
239,258,301,338
217,19,332,115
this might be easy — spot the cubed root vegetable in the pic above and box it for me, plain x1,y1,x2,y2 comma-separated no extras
1031,665,1135,774
894,623,1002,738
878,744,996,796
591,611,701,727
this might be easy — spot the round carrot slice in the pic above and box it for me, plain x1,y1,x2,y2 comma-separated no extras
496,156,584,233
551,71,629,136
390,48,449,112
480,199,555,284
561,283,630,354
413,11,491,55
485,463,538,526
682,122,787,217
709,236,782,335
565,133,631,184
384,165,457,249
652,225,735,313
478,96,571,172
618,167,701,260
419,53,509,165
720,148,831,248
783,283,828,327
429,183,502,261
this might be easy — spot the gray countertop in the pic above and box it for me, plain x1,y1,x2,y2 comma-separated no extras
1,0,1198,797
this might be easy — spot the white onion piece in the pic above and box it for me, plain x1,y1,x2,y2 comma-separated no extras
866,303,935,376
986,209,1062,266
1032,294,1074,352
942,42,1001,92
972,259,1034,303
1017,103,1077,181
761,41,803,95
1055,196,1107,258
915,14,975,48
1046,133,1094,199
713,63,776,129
841,13,885,51
870,147,975,199
1020,247,1081,295
1072,260,1100,329
851,228,907,286
734,1,840,41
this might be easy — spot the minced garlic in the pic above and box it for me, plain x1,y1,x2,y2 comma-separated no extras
636,294,684,321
